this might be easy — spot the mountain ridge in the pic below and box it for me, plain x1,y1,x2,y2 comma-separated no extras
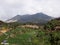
6,12,53,24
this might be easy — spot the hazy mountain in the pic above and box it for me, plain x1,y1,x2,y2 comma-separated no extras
6,12,53,24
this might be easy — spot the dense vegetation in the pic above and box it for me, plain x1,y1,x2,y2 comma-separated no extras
0,18,60,45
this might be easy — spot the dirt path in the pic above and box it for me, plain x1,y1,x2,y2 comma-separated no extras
0,29,8,33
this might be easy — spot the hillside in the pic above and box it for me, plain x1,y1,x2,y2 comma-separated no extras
0,18,60,45
44,17,60,30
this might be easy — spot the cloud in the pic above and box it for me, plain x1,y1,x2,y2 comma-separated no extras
0,0,60,21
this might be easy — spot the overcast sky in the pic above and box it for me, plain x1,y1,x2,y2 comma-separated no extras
0,0,60,21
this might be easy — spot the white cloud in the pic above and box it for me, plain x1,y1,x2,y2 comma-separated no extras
0,0,60,21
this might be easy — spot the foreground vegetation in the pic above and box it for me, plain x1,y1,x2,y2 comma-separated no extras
0,18,60,45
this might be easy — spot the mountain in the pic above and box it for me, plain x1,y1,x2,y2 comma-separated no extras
6,12,53,24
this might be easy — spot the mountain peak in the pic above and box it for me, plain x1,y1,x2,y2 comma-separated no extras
35,12,48,16
36,12,45,14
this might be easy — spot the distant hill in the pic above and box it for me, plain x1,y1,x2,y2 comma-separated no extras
54,17,60,20
44,17,60,30
0,21,5,24
6,12,53,24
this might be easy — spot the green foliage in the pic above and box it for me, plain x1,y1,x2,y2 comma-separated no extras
44,19,60,30
0,18,60,45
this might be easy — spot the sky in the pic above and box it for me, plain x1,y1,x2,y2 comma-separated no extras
0,0,60,21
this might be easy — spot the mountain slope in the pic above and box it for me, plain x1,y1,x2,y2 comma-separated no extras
7,12,53,24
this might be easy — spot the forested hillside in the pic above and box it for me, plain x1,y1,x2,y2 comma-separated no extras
0,18,60,45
